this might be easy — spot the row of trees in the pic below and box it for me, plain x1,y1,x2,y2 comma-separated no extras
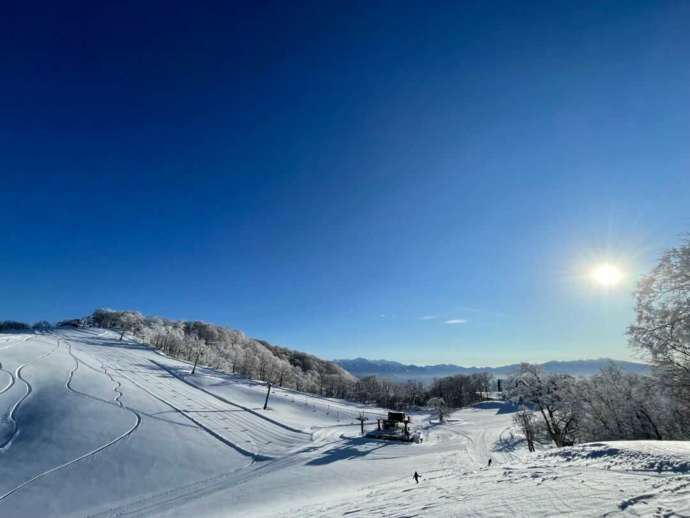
507,363,689,447
511,235,690,448
87,309,356,397
0,320,51,331
509,362,690,447
344,372,490,413
86,309,493,412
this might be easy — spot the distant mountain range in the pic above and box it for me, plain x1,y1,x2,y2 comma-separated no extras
335,357,650,382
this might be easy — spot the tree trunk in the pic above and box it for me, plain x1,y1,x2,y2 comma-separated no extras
637,408,663,440
539,405,561,447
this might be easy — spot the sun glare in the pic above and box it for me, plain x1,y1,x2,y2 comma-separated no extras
590,263,623,287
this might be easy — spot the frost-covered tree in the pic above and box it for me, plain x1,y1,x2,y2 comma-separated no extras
0,321,30,331
82,308,356,399
428,373,490,409
90,308,144,340
577,365,689,441
32,321,52,330
508,364,579,447
577,365,663,440
628,237,690,402
118,311,144,340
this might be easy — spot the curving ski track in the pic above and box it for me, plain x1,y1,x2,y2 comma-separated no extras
0,412,142,504
0,368,15,395
0,341,60,450
0,337,142,504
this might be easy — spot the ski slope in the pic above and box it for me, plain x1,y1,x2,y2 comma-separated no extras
1,330,689,517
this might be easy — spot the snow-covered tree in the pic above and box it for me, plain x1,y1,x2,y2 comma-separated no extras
0,321,30,331
508,364,579,447
628,237,690,402
576,365,688,441
82,308,356,399
32,321,52,330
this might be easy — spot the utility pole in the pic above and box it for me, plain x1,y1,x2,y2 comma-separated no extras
263,382,272,410
191,350,201,375
357,414,368,435
192,339,216,375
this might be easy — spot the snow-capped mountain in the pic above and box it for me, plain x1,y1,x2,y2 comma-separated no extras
336,357,650,381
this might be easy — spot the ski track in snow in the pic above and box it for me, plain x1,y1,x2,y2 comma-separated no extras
86,433,325,518
93,346,312,460
152,360,309,435
0,336,143,504
0,367,14,395
0,339,60,450
85,461,266,518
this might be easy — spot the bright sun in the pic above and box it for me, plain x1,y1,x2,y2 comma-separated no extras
590,263,623,287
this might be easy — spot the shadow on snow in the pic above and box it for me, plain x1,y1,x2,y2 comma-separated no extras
306,436,392,466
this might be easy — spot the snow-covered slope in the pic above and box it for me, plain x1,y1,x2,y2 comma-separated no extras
0,330,688,517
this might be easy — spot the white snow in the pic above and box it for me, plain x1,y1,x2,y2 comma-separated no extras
1,330,689,517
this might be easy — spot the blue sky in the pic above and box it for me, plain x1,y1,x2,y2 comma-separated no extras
2,1,689,365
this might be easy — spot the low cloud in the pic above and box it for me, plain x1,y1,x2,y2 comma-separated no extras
444,319,467,325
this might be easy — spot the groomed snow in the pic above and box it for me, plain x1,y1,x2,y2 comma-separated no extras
0,330,688,517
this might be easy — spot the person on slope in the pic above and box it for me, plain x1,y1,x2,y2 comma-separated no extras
413,471,421,484
487,458,492,467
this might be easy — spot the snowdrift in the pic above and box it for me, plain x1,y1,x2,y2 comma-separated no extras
541,440,690,473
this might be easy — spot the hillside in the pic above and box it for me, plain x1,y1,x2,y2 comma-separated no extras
83,309,355,397
0,329,687,516
336,357,650,382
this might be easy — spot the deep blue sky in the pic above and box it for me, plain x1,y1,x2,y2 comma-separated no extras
2,1,689,365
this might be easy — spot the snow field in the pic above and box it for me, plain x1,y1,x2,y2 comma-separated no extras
1,329,689,517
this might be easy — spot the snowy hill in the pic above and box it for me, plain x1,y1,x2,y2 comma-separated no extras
336,357,650,382
84,308,356,393
0,330,687,517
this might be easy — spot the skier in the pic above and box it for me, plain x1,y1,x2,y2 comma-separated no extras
487,458,492,467
413,471,421,484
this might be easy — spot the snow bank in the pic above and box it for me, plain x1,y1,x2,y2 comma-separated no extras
540,440,690,473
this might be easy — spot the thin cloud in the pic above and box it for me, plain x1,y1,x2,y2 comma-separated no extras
444,319,467,325
420,315,438,321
